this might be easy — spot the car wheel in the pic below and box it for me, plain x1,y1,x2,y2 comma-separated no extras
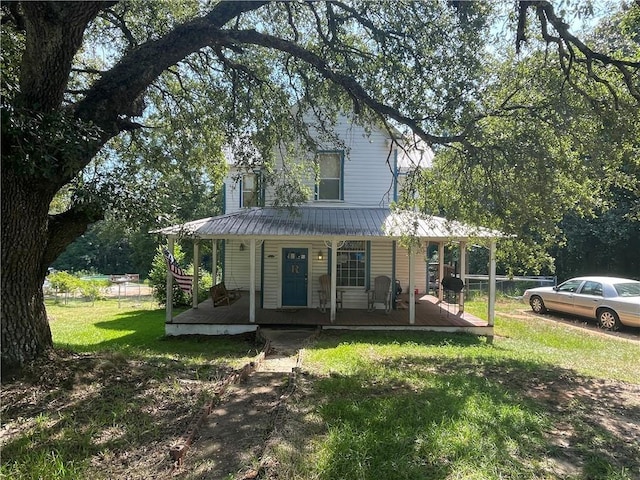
597,309,621,331
530,295,547,314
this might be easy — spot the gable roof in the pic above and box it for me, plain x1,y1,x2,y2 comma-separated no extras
152,207,505,242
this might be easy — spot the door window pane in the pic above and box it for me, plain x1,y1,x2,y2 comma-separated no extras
558,280,582,293
581,281,603,296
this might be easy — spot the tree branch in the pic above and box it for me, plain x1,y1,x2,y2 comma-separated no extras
74,1,269,139
19,2,111,111
218,29,465,145
45,204,105,266
518,0,640,102
99,4,137,51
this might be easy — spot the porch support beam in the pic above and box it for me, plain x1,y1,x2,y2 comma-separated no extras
330,239,338,323
211,239,217,284
165,237,174,323
249,238,256,323
438,242,445,301
408,244,415,324
459,241,466,313
192,241,200,309
425,241,430,294
487,240,497,343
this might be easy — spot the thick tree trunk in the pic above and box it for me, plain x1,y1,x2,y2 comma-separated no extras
1,171,54,370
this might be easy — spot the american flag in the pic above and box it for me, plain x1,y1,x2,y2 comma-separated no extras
162,248,192,293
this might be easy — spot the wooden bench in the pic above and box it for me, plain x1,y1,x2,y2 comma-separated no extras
210,282,241,307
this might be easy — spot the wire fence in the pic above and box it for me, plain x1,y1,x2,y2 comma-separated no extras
464,275,557,299
44,281,154,307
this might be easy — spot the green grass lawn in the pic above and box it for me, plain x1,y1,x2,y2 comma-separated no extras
2,297,639,480
468,298,640,383
47,298,257,363
271,298,640,480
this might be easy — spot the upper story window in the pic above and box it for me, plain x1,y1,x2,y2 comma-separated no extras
316,151,343,201
241,174,258,208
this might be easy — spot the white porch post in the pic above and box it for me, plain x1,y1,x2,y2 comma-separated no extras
459,241,466,313
438,242,445,301
192,241,200,309
330,239,338,323
165,237,174,323
488,240,497,342
249,238,256,323
408,244,415,324
425,241,430,294
211,239,218,284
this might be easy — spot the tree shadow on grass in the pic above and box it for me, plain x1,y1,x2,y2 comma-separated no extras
0,348,242,479
281,351,640,480
55,308,260,360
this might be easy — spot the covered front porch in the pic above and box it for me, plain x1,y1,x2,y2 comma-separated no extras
166,292,492,336
154,207,504,339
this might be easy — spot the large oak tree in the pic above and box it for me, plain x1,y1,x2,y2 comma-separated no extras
2,0,638,369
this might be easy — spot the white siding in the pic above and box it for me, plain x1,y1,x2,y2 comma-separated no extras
333,117,396,208
223,239,262,291
395,245,428,294
262,241,320,309
224,238,434,310
224,172,243,215
264,115,397,209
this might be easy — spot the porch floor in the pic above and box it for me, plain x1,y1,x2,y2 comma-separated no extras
167,293,492,335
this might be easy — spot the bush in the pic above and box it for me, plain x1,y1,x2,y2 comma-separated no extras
47,271,113,304
148,245,213,307
78,279,111,303
48,271,81,304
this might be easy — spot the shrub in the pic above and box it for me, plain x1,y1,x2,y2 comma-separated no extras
48,271,81,304
148,245,213,306
78,279,111,304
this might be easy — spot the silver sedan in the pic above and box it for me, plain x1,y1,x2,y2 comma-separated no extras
523,276,640,330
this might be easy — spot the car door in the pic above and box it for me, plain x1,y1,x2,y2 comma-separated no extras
572,280,603,318
545,279,584,313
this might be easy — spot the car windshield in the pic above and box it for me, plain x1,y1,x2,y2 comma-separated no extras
613,283,640,297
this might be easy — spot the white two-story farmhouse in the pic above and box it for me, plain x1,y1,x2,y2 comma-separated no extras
155,113,503,337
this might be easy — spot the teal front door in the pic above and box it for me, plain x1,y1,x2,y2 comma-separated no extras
282,248,308,307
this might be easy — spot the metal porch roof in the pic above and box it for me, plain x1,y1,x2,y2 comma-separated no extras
151,207,505,241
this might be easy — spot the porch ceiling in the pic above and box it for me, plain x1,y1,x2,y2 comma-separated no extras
151,206,505,241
